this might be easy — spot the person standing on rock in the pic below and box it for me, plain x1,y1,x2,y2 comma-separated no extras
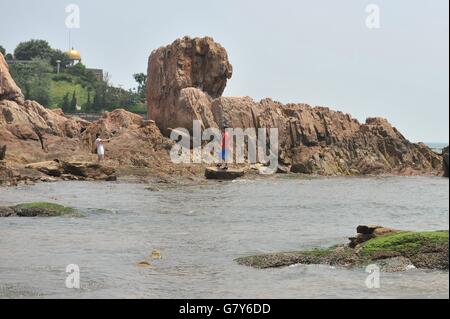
218,127,230,170
95,133,111,163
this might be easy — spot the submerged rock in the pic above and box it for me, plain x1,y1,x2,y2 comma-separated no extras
236,227,449,271
136,261,154,269
0,206,15,217
0,202,80,217
151,249,162,260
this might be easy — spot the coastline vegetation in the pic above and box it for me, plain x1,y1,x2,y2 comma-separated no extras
2,40,146,113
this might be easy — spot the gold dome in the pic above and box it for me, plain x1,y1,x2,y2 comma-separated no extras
67,48,81,60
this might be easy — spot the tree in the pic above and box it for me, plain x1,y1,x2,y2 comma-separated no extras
0,45,5,56
133,73,147,90
70,91,77,113
14,40,53,61
30,84,51,106
61,93,70,113
85,91,92,111
133,73,147,102
5,53,13,60
50,49,71,69
9,58,53,105
67,62,87,77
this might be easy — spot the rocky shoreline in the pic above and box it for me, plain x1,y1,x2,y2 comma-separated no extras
236,226,449,272
1,37,449,187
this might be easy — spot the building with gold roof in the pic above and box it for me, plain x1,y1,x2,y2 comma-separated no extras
66,48,81,65
65,47,103,80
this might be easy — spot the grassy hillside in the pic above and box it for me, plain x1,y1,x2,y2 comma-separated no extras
48,74,91,109
9,59,146,113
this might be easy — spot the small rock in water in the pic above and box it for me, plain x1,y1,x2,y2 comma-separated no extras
258,166,275,175
146,186,160,192
136,261,153,269
151,249,162,260
205,167,244,180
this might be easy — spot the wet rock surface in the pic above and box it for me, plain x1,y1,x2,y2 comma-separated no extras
0,202,80,217
205,167,244,180
236,226,449,272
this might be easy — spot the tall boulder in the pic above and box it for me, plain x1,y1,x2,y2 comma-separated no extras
147,36,232,134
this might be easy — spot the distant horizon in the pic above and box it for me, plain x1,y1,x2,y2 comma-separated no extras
0,0,448,143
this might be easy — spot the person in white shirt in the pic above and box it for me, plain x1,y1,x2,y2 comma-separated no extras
95,133,111,162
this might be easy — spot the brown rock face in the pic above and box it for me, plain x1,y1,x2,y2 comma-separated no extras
80,109,174,167
1,53,91,165
443,146,449,178
0,53,178,181
0,160,15,185
0,144,5,160
147,36,232,134
146,37,443,176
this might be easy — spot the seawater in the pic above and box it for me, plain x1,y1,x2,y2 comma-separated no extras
0,176,448,298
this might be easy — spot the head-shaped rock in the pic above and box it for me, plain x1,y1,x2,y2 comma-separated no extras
147,36,233,134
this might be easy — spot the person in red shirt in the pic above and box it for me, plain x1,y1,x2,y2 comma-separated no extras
218,127,230,170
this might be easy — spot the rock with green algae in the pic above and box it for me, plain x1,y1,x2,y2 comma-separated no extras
236,229,449,271
0,202,82,217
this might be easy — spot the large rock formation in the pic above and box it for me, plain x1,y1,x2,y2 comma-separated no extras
147,37,443,175
0,53,90,165
147,36,232,134
0,52,191,185
80,109,174,168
